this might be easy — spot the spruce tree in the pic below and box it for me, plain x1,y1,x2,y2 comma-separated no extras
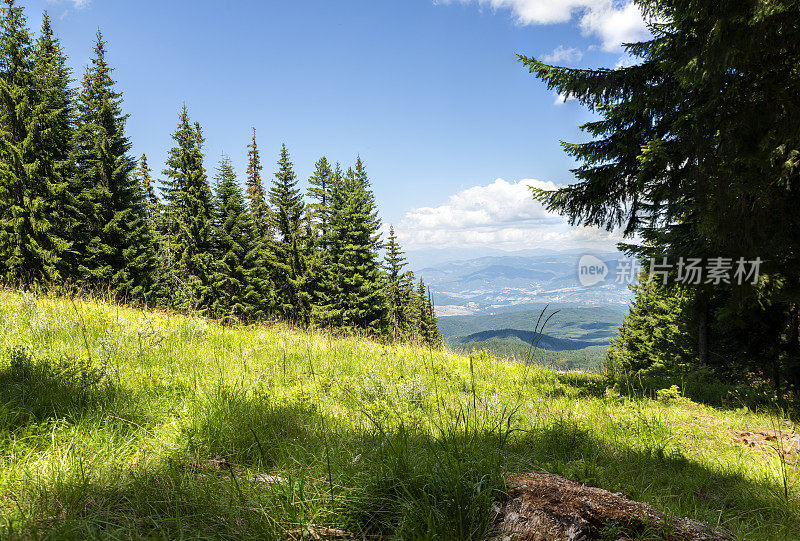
606,277,693,382
73,30,155,300
399,270,418,338
134,152,171,305
268,143,306,321
413,278,441,348
242,129,274,318
522,0,800,392
161,105,214,311
416,278,429,343
33,11,80,285
384,225,408,339
136,154,160,228
245,128,268,236
311,163,343,326
327,160,386,332
307,156,333,236
0,2,71,286
210,156,259,322
425,288,442,348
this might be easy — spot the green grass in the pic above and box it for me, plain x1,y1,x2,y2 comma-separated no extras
0,290,797,539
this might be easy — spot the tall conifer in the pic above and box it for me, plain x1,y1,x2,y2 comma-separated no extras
327,160,386,332
268,144,306,321
384,225,409,339
307,156,333,236
136,154,159,228
161,105,214,311
0,2,71,285
73,30,154,299
210,156,260,322
245,128,268,236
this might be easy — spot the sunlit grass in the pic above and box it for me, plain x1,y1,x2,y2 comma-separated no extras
0,289,797,539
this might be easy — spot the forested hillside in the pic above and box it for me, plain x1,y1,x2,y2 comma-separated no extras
0,0,441,346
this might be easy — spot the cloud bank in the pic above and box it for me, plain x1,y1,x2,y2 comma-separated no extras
438,0,649,51
395,178,622,252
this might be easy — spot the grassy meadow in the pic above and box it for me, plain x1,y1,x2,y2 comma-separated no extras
0,290,797,539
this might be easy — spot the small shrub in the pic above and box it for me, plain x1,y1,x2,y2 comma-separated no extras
360,369,389,402
399,376,428,407
176,317,210,341
656,385,692,406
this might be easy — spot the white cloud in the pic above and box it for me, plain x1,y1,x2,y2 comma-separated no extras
578,2,649,51
47,0,91,10
438,0,650,51
553,91,577,105
541,45,583,64
614,54,640,68
395,178,622,251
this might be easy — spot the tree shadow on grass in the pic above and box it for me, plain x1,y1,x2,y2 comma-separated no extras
4,391,798,540
505,421,797,539
340,411,798,540
0,345,143,433
7,395,347,541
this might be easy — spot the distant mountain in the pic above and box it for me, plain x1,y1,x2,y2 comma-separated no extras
439,303,627,372
417,252,633,316
454,329,598,351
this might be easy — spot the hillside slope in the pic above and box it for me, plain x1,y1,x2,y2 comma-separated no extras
440,305,627,371
0,291,797,539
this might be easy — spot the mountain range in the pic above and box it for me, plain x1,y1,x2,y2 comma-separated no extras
415,251,633,316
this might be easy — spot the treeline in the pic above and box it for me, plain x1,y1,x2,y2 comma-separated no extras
526,0,800,395
0,1,441,346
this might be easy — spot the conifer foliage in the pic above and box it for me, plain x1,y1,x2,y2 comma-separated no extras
268,144,306,322
245,128,268,237
210,157,260,322
161,106,214,311
524,0,800,393
327,160,386,332
0,2,70,285
0,2,441,347
73,30,155,299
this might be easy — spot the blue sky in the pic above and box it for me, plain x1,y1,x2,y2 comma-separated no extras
30,0,647,260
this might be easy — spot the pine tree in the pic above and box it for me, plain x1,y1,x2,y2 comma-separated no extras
522,1,800,393
73,30,155,300
210,156,260,322
416,278,429,343
161,105,214,311
0,2,72,286
136,154,160,228
268,143,306,321
425,288,442,348
327,160,386,332
307,156,333,236
245,128,268,236
32,11,80,285
384,225,408,339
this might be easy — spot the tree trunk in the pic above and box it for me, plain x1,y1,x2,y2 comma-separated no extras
697,294,708,367
789,303,800,396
